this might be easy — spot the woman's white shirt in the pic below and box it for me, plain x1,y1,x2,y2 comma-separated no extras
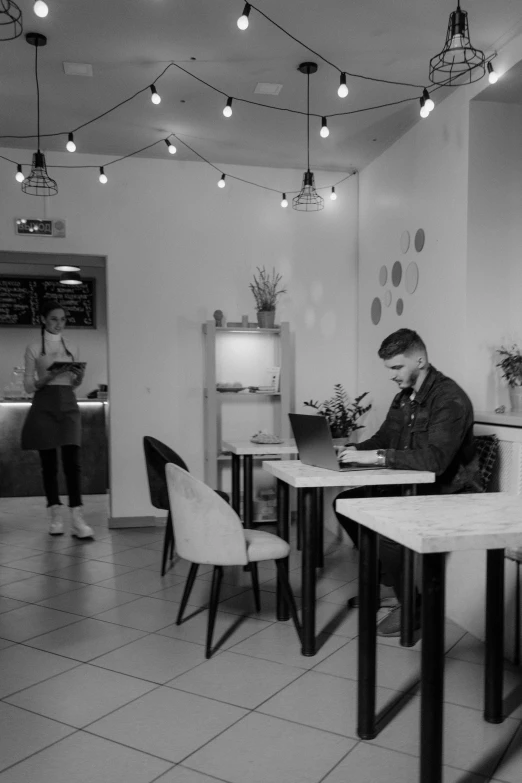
24,332,78,394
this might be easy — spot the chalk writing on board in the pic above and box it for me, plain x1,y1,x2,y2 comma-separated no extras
0,277,96,328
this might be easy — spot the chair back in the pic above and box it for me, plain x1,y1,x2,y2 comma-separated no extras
143,436,189,511
166,463,248,566
473,434,499,492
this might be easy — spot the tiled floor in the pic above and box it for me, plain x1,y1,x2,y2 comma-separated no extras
0,495,521,783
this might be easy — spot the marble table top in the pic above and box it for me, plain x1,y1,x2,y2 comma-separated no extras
336,492,522,553
222,439,298,456
262,459,435,488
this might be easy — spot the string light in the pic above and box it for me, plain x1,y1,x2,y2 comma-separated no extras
237,3,251,30
165,138,177,154
66,132,76,152
487,62,499,84
281,193,288,208
15,165,24,183
223,97,233,118
98,167,108,184
337,73,349,98
422,88,435,112
150,85,161,105
218,173,226,188
330,187,337,201
320,117,329,138
33,1,48,18
419,97,430,118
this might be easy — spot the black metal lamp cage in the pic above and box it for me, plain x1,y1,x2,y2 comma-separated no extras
22,150,58,196
292,170,324,212
0,0,22,41
429,2,485,86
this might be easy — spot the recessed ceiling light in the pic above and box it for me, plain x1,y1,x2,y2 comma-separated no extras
63,62,93,77
254,82,283,96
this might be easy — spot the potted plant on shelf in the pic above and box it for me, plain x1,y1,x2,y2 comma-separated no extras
497,345,522,412
249,267,286,329
304,385,372,441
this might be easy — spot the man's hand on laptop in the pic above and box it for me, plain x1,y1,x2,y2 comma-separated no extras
339,448,381,465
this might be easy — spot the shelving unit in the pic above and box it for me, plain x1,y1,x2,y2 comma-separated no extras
203,320,292,488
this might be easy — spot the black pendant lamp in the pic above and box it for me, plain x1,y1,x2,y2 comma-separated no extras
0,0,22,41
21,32,58,196
429,2,485,86
292,62,324,212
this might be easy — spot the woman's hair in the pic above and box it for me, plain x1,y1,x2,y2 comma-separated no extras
39,300,74,359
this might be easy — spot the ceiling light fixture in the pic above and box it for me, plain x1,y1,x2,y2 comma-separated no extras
223,97,233,117
337,72,349,98
237,3,251,30
59,271,82,286
150,84,161,104
320,117,329,138
218,173,226,188
330,187,337,201
419,97,430,118
281,193,288,208
487,61,498,84
422,88,434,112
33,1,48,18
293,62,324,212
0,0,22,40
429,2,485,86
98,166,107,184
165,138,176,154
66,132,76,152
54,264,80,272
22,33,58,197
15,164,24,182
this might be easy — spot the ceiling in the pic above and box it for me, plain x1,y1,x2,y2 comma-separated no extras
1,0,522,176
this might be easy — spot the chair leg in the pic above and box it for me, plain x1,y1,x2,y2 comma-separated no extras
275,560,301,641
161,513,174,576
515,562,521,667
296,489,303,551
250,562,261,612
206,566,223,659
176,563,199,625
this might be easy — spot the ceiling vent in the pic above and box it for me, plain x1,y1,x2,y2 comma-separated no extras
254,82,283,95
63,62,93,77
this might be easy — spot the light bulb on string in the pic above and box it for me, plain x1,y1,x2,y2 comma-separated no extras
330,187,337,201
66,132,76,152
487,62,499,84
33,1,48,18
320,117,329,138
337,72,349,98
419,97,430,119
15,165,24,183
165,138,177,154
281,193,288,208
223,97,233,118
422,88,434,112
99,167,108,184
237,3,251,30
218,174,226,188
150,85,161,105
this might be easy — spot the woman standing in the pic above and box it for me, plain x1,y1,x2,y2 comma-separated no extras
22,300,94,539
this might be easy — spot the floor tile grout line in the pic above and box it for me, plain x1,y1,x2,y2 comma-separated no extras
0,657,85,701
316,739,362,783
487,715,522,780
0,728,83,777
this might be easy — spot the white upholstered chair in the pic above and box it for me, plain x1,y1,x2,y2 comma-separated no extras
166,463,302,658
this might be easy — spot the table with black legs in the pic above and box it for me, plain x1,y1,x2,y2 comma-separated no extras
336,492,522,783
262,460,434,656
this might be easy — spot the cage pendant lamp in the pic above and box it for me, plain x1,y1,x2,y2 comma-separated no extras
429,2,485,86
0,0,23,41
292,62,324,212
21,32,58,196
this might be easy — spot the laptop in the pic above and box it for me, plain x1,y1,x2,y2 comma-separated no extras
288,413,382,472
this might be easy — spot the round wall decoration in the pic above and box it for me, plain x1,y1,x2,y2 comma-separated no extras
396,298,404,316
400,230,410,254
405,262,419,294
384,290,392,307
391,261,402,287
379,265,387,286
371,297,382,325
414,228,425,252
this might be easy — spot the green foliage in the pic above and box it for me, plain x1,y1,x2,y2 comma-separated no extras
304,385,372,438
249,267,286,312
497,345,522,387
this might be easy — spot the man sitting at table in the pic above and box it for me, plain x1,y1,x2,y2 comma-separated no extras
335,328,481,637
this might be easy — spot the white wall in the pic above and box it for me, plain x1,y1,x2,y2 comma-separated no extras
0,153,358,519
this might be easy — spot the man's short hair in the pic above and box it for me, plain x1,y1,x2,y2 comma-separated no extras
378,329,427,360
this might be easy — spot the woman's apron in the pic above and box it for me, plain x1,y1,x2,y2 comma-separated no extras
21,386,81,451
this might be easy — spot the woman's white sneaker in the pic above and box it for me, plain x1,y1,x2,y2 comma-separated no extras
48,504,65,536
70,507,94,539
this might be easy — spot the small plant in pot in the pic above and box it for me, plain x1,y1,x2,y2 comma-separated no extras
304,385,371,440
497,345,522,412
249,267,286,329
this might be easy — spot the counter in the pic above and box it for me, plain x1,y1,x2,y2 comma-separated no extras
0,399,108,497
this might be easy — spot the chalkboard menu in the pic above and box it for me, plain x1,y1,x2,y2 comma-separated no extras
0,277,96,328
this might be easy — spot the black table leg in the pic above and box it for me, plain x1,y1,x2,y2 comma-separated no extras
301,487,316,656
400,485,417,648
485,549,505,723
296,489,303,551
231,454,241,515
357,525,379,739
276,479,290,621
243,455,253,529
420,552,446,783
315,488,324,569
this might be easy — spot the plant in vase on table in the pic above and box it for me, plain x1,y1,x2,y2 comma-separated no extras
496,345,522,412
249,267,286,328
304,384,372,441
